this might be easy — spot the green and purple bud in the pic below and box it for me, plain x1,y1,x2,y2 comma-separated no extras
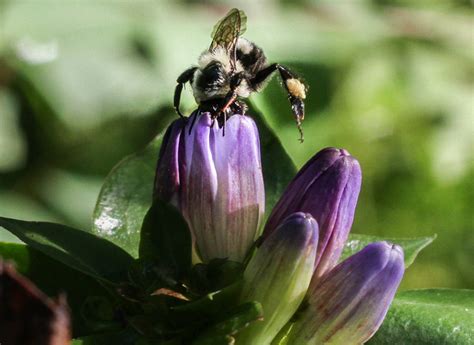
237,212,318,345
154,112,265,263
264,147,362,279
287,241,404,345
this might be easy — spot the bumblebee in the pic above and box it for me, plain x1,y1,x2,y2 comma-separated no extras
174,8,307,141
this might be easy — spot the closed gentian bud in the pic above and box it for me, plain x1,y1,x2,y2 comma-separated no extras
264,147,362,279
155,112,265,263
237,212,318,345
287,241,404,345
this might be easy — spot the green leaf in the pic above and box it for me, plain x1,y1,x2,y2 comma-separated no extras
81,296,123,334
138,198,192,283
341,234,436,268
248,103,298,219
92,134,163,258
192,334,234,345
0,217,133,283
188,259,243,295
171,281,242,322
0,241,112,337
192,302,264,345
72,328,141,345
369,289,474,345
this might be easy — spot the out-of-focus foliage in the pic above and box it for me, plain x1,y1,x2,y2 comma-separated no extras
0,0,472,290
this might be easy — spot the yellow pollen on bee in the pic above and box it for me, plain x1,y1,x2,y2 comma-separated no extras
286,78,306,99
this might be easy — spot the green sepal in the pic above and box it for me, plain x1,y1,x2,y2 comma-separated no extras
139,198,192,286
341,233,436,268
192,302,264,345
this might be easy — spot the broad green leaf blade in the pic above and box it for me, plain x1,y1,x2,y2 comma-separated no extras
0,242,112,337
138,199,192,282
92,134,163,258
369,289,474,345
341,234,436,268
192,302,264,345
0,217,133,283
248,103,298,219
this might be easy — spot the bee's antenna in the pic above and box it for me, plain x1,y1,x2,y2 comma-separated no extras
222,112,227,137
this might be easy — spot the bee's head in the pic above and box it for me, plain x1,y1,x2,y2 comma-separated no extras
198,46,233,73
192,59,230,102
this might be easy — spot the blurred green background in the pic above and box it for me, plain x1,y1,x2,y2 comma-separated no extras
0,0,472,290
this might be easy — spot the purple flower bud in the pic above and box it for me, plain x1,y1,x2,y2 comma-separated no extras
238,212,318,345
264,147,362,279
154,117,186,205
154,112,265,262
287,241,404,345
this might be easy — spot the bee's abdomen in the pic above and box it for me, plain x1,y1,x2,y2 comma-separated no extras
236,38,267,75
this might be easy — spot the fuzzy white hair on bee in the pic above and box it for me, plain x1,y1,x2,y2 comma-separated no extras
173,8,308,142
198,46,232,73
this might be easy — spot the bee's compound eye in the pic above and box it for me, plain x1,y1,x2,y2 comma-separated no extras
202,62,227,82
197,61,227,92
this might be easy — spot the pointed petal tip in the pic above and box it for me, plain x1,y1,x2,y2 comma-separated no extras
348,241,405,280
318,147,354,159
339,148,350,156
370,241,404,262
270,212,319,251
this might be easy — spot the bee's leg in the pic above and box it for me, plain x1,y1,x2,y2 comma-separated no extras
174,67,198,118
252,63,307,142
211,73,244,131
223,111,227,136
218,93,238,117
276,65,307,142
232,100,248,115
212,93,237,135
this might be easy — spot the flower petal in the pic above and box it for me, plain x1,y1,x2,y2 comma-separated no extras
238,212,318,345
212,114,265,261
161,112,265,262
265,147,362,278
154,117,186,205
288,241,404,345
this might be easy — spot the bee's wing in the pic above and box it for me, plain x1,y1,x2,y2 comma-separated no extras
209,8,247,65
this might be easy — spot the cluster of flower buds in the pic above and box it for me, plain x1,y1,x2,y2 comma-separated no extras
155,111,405,344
